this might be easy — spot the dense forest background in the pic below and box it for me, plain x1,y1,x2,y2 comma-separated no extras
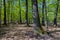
0,0,60,24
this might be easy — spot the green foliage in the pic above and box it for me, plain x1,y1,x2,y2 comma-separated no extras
0,0,60,22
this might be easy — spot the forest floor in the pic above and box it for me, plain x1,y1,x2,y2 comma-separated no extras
0,24,60,40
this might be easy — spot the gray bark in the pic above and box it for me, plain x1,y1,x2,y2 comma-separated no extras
32,0,44,34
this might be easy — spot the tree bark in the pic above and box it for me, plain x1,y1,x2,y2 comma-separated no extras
32,0,45,34
44,0,48,31
11,1,14,23
25,0,29,26
42,0,45,26
0,0,2,27
7,0,10,24
19,0,22,24
3,0,6,25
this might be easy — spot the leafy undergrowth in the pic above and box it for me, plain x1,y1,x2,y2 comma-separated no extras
0,24,60,40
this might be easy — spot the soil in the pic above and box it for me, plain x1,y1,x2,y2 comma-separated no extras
0,24,60,40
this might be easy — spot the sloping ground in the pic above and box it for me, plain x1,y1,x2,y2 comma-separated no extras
0,24,60,40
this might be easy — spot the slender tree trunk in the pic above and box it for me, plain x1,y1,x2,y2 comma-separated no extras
7,0,10,24
19,0,22,24
11,12,13,23
32,0,45,34
54,0,59,26
3,0,6,25
25,0,29,26
11,1,14,23
42,0,45,26
0,9,1,27
0,1,2,27
44,0,48,31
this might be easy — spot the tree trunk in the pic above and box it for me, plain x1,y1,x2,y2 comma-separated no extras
19,0,22,24
25,0,29,26
11,1,14,23
11,12,13,23
42,0,45,26
44,0,48,31
0,0,2,27
7,0,10,24
54,0,59,26
32,0,45,34
3,0,6,25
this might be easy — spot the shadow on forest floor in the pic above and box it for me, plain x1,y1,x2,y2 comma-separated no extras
0,24,60,40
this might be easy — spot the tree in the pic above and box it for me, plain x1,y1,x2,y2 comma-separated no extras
44,0,48,31
0,0,2,26
32,0,45,34
19,0,22,24
54,0,59,26
42,0,45,26
7,0,11,24
3,0,7,25
25,0,29,26
10,0,14,23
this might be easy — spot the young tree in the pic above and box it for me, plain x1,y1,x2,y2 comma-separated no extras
42,0,45,26
32,0,45,34
54,0,59,26
11,0,14,23
3,0,7,25
42,0,48,28
7,0,11,24
0,0,2,26
19,0,22,24
11,10,13,23
25,0,29,26
44,0,48,31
